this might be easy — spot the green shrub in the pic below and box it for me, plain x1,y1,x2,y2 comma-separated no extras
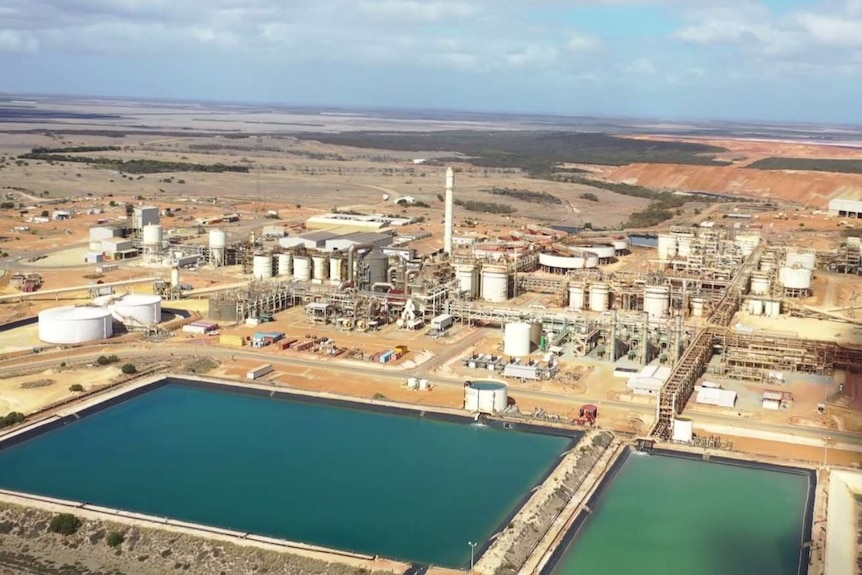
69,384,84,392
0,412,25,429
121,364,137,375
49,514,81,535
106,531,125,547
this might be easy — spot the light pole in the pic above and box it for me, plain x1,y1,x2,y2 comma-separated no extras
824,436,831,468
468,541,477,572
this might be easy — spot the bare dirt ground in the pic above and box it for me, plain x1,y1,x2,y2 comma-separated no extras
0,365,121,413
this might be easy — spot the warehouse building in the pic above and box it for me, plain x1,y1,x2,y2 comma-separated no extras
829,198,862,218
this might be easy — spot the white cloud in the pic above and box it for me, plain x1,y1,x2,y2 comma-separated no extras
566,33,603,53
624,56,656,75
0,29,38,53
358,0,480,21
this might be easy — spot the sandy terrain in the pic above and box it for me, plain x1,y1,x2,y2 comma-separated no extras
0,365,121,413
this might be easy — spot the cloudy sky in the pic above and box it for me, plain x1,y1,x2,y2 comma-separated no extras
1,0,861,123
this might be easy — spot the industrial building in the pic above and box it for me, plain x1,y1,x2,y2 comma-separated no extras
305,213,415,231
828,197,862,218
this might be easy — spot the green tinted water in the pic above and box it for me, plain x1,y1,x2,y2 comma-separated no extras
552,453,809,575
0,381,570,567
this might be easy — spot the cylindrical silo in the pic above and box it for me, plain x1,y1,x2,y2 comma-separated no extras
277,253,292,277
644,285,670,319
481,265,509,302
171,266,180,288
464,381,508,413
252,255,273,280
779,267,812,291
568,284,586,310
312,255,329,280
38,306,114,344
690,297,705,317
293,256,311,281
209,229,227,267
748,299,764,316
142,224,162,247
760,256,776,273
455,264,478,299
657,234,677,260
784,252,816,270
750,273,770,296
504,322,532,356
330,257,344,282
589,283,610,312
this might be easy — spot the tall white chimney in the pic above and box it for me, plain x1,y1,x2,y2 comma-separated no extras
444,166,454,255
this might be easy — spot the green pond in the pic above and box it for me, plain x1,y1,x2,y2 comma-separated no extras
550,453,810,575
0,380,572,567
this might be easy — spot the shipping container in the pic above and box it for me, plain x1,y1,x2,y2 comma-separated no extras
294,340,315,351
219,334,245,347
394,345,408,355
246,364,273,380
379,350,394,363
279,338,298,350
430,314,454,331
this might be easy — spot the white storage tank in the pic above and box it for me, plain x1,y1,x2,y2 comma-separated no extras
293,256,311,281
39,306,113,344
504,322,532,356
171,266,180,288
95,293,162,326
779,267,812,290
209,229,227,249
785,252,816,270
589,283,610,312
464,381,509,413
657,234,677,260
277,253,292,277
568,284,586,310
584,252,600,268
142,224,162,247
644,285,670,319
312,255,329,280
765,300,781,317
455,264,478,298
691,297,705,317
585,244,616,260
676,234,694,257
481,265,509,302
252,255,273,280
750,273,770,296
760,257,776,273
749,299,764,316
612,238,629,253
329,257,344,282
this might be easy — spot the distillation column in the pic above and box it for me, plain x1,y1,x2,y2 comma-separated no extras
444,167,454,255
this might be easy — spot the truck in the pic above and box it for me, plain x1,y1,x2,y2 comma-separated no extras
430,314,454,332
246,364,273,380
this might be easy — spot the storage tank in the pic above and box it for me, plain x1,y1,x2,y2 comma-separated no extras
765,300,781,317
293,256,311,281
657,234,677,260
142,224,162,247
760,256,776,273
481,265,509,302
209,229,227,249
644,285,670,319
672,417,694,443
584,252,600,268
252,255,273,280
589,283,610,312
464,381,509,413
277,253,292,277
748,299,764,316
38,306,113,344
312,255,329,280
171,266,180,288
455,264,478,298
750,273,770,296
585,244,616,260
690,297,705,317
785,252,816,270
568,284,586,310
779,267,812,290
612,238,629,253
96,293,162,326
329,257,344,282
504,322,532,356
676,234,694,257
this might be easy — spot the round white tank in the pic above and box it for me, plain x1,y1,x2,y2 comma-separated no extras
691,297,705,317
750,273,770,295
464,381,508,413
455,264,478,298
612,238,629,253
568,284,586,310
760,258,775,273
330,257,343,282
504,322,532,356
539,252,585,270
672,417,694,443
589,283,610,312
748,299,764,316
277,253,292,277
676,235,694,257
312,255,328,280
293,256,311,281
779,267,812,290
171,267,180,288
99,293,162,325
584,252,600,268
209,229,227,249
644,285,670,319
481,265,509,302
766,300,781,317
142,224,162,246
785,252,816,270
657,234,677,260
39,306,113,344
252,255,273,280
586,244,616,260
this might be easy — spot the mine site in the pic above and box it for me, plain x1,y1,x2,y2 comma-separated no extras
0,97,860,575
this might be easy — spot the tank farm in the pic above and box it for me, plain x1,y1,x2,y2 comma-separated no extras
0,168,859,575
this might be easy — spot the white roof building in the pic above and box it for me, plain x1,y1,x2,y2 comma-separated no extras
696,387,738,408
626,365,672,395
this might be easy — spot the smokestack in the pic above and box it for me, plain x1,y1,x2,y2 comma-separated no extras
444,166,454,255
